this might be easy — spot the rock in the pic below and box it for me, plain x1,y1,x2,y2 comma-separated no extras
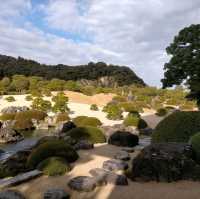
90,168,128,186
68,176,96,192
44,189,70,199
0,170,43,188
139,128,153,136
74,140,94,150
2,120,16,128
0,190,26,199
1,106,29,114
121,148,135,153
0,128,24,143
103,159,128,171
114,151,130,161
60,121,76,133
36,121,49,130
131,143,200,182
44,116,56,127
108,131,139,147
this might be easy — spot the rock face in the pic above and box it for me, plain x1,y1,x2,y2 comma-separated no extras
103,159,128,171
131,143,200,182
108,131,139,147
0,190,26,199
89,168,128,186
0,128,24,143
68,176,97,192
44,189,70,199
1,106,29,114
74,140,94,150
114,151,130,161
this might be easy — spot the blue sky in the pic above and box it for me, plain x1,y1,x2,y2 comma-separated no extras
0,0,200,86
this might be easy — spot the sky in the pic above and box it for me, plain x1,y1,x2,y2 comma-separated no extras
0,0,200,86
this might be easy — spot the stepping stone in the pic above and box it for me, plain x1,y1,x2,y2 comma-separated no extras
0,170,43,188
114,151,130,161
68,176,96,192
0,190,26,199
122,148,135,153
103,159,128,171
90,168,128,186
44,188,70,199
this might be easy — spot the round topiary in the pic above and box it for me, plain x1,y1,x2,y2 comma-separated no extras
90,104,99,111
67,126,106,144
73,116,102,127
156,108,168,117
27,140,78,169
37,157,71,176
108,131,139,147
56,113,70,123
152,111,200,143
190,132,200,163
5,96,15,102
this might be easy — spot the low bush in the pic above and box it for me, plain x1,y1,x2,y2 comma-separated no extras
156,108,168,117
123,114,140,127
0,113,16,121
73,116,102,127
27,140,78,169
119,102,139,113
67,126,106,144
15,110,47,121
90,104,99,111
25,95,33,101
5,96,15,102
112,95,127,103
152,111,200,143
104,104,123,120
32,97,52,112
56,113,70,123
37,157,70,176
14,119,33,130
190,133,200,163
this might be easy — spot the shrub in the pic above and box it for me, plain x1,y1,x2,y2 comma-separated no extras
190,133,200,163
37,157,70,176
152,111,200,143
104,104,123,120
123,114,140,127
112,95,127,103
15,110,47,121
90,104,98,111
56,113,70,123
27,140,78,169
30,90,43,97
52,92,69,113
25,95,33,101
5,96,15,102
156,108,168,117
73,116,102,127
14,119,33,130
67,126,106,144
32,97,52,112
119,102,139,113
0,113,16,121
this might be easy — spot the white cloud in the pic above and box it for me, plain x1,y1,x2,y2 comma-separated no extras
0,0,200,86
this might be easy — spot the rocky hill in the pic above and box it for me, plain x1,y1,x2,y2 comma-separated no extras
0,54,145,87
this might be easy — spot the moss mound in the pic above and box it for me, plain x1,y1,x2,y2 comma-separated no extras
156,108,168,117
56,113,70,123
27,140,78,169
73,116,102,127
67,126,106,144
152,111,200,143
190,132,200,163
37,157,70,176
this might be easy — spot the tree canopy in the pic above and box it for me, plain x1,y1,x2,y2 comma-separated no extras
162,24,200,105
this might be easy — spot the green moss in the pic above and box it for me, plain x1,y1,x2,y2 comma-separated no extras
73,116,102,127
152,111,200,143
27,140,78,169
67,126,106,144
37,157,70,176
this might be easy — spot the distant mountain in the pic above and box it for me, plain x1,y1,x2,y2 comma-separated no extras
0,54,145,87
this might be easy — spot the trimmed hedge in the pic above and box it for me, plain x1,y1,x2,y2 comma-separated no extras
104,104,123,120
14,119,33,130
73,116,102,127
27,140,78,169
152,111,200,143
25,95,33,101
5,96,15,102
156,108,168,117
37,157,70,176
0,113,16,121
56,113,70,123
15,110,47,121
67,126,106,144
190,132,200,163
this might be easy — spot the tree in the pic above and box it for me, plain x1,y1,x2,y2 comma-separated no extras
162,24,200,106
32,97,52,112
52,92,69,113
11,75,29,93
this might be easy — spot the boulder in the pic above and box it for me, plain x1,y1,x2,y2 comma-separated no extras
90,168,128,186
60,121,76,134
108,131,139,147
68,176,96,192
1,106,29,114
131,143,200,182
74,140,94,150
0,190,26,199
114,151,130,161
121,148,135,153
139,128,153,136
0,128,24,143
44,189,70,199
2,120,16,129
103,159,128,171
